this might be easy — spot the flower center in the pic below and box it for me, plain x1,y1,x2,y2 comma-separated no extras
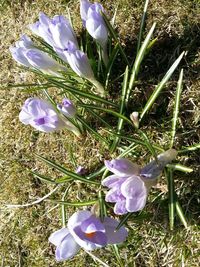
84,232,96,238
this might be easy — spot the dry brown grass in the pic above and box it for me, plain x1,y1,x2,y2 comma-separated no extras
0,0,200,266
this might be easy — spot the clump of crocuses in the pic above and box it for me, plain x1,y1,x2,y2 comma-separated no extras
102,149,178,215
49,210,128,261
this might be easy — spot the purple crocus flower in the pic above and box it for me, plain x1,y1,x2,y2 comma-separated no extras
29,13,78,60
49,210,128,261
10,35,65,75
19,98,65,133
57,98,76,118
63,41,95,80
80,0,108,49
102,149,178,215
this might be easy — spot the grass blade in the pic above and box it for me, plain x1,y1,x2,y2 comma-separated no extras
170,69,184,147
126,23,156,105
76,116,110,146
31,171,58,184
166,169,175,230
110,66,129,152
167,164,193,173
175,200,188,229
79,103,132,125
116,213,133,230
136,0,150,53
47,199,98,206
140,51,185,121
178,143,200,153
47,78,117,107
102,12,130,67
35,154,100,185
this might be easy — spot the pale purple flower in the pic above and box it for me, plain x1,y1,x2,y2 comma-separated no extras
102,149,178,215
57,98,76,118
10,35,65,75
29,13,78,60
49,210,128,261
63,41,95,80
19,98,65,133
80,0,108,48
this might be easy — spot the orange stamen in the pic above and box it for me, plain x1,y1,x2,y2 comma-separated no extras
85,232,96,238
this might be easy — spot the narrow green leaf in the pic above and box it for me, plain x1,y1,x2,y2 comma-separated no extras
101,12,130,67
178,143,200,153
136,0,150,53
48,78,117,107
110,66,129,152
47,199,98,206
87,166,106,179
79,103,132,125
111,245,124,267
167,164,193,173
105,43,120,88
170,69,184,147
98,190,107,221
166,169,175,230
116,213,133,230
126,23,156,105
31,171,58,184
140,51,185,121
138,129,158,161
35,154,100,185
175,200,188,229
76,116,110,146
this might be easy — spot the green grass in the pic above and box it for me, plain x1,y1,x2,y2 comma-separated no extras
0,0,200,266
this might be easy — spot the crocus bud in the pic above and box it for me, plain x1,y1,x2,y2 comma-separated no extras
63,41,94,79
10,35,65,75
130,111,139,129
25,49,65,75
57,98,76,118
80,1,108,49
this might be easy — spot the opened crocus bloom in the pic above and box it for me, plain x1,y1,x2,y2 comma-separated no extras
19,98,81,136
102,149,178,215
49,210,128,261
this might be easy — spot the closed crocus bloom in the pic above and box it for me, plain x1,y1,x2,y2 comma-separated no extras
29,12,55,46
10,46,32,68
63,41,94,79
80,1,108,65
57,98,76,118
80,0,108,47
19,98,65,133
49,210,127,261
29,13,78,61
25,48,65,75
49,15,78,50
10,35,65,75
102,149,177,215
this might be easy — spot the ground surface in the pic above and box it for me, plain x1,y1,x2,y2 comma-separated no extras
0,0,200,266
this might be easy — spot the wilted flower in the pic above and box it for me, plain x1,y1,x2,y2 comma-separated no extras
102,149,178,215
49,210,128,261
57,98,76,118
80,0,108,48
19,98,81,136
10,35,65,76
